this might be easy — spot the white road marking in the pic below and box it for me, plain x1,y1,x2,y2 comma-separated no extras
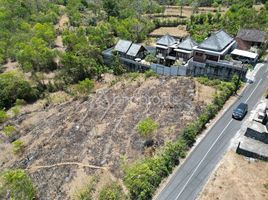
175,119,233,200
245,79,262,103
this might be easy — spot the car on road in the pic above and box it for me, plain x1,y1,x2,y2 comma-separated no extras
232,103,248,120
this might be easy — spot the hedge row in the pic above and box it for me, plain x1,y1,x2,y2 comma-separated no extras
124,76,240,200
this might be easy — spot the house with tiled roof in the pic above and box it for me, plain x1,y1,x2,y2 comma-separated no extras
193,30,237,63
174,37,198,61
236,28,267,50
156,34,178,66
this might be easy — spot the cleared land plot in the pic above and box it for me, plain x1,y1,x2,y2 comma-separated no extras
199,151,268,200
164,6,227,18
149,25,188,38
0,75,215,199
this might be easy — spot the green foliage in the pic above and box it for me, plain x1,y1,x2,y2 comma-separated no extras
145,54,157,63
126,72,140,81
0,109,9,123
0,72,39,109
144,70,158,78
0,169,36,200
99,182,126,200
76,78,94,95
136,118,158,138
264,182,268,190
112,55,126,75
12,140,24,154
12,106,20,117
3,125,16,137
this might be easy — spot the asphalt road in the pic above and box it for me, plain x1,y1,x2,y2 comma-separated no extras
155,64,268,200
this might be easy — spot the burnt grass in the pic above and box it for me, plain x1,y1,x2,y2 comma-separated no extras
0,76,207,199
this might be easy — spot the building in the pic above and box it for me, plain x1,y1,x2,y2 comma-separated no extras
156,34,177,66
114,39,147,60
231,49,258,64
126,43,147,60
114,39,132,57
193,30,237,63
236,29,267,50
174,37,198,61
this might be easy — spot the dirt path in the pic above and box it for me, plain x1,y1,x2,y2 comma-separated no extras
27,162,107,172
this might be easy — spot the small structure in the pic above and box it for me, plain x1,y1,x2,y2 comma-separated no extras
174,37,198,61
193,29,236,63
231,49,258,64
236,121,268,161
236,28,267,50
114,39,132,57
156,34,177,66
126,43,148,60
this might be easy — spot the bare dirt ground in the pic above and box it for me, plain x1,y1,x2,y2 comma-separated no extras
149,25,189,38
0,75,215,199
198,151,268,200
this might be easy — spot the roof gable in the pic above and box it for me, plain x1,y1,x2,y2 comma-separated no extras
177,37,198,51
114,39,132,53
198,30,234,52
156,34,177,46
126,44,145,57
237,29,267,43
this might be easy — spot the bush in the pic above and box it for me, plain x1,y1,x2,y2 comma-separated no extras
264,182,268,190
136,118,158,139
0,169,36,200
12,140,24,154
0,109,9,123
12,106,20,117
144,70,158,79
3,125,16,137
76,78,94,95
0,72,39,109
99,182,126,200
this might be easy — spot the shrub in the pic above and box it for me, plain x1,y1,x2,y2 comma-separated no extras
12,106,20,117
3,125,16,137
0,109,8,123
0,169,36,200
76,78,94,95
0,72,39,109
144,70,158,79
145,54,157,63
15,99,26,106
126,72,140,81
12,140,24,154
264,182,268,190
99,182,126,200
136,118,158,139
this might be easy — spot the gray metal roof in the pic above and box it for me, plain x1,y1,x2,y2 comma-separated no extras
126,44,144,57
114,39,132,53
156,34,177,46
177,37,198,51
237,28,267,43
198,30,234,52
